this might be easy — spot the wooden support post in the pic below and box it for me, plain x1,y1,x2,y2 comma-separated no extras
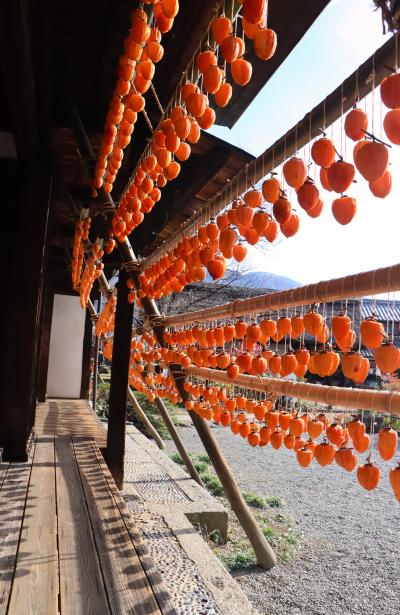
80,308,93,400
154,397,203,486
37,275,54,403
0,154,52,461
91,292,100,411
92,325,100,411
192,413,276,568
173,373,277,570
106,269,133,489
127,388,165,450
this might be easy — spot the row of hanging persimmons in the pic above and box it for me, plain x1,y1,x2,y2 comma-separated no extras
102,330,183,402
183,378,400,501
131,69,400,302
101,326,400,502
91,0,276,214
109,3,276,244
70,214,107,308
162,309,400,380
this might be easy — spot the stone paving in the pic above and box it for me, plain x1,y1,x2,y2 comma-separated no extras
123,429,222,615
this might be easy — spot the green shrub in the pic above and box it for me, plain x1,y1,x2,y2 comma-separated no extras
265,496,284,508
220,548,255,571
242,491,266,508
201,473,224,496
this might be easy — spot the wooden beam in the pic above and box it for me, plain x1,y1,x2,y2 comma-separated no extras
106,269,133,489
172,371,277,570
154,396,203,485
128,388,165,450
0,0,37,155
92,320,100,411
37,271,54,403
80,307,93,400
0,154,52,461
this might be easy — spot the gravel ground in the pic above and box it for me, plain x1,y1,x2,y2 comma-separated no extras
165,423,400,615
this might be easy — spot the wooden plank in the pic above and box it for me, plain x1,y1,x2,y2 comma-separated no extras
55,436,110,615
90,442,178,615
73,438,162,615
0,450,33,612
8,437,58,614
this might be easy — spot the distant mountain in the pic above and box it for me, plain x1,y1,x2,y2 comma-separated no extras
233,270,300,290
204,268,300,290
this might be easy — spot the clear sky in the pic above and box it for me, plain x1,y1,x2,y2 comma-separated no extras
209,0,399,286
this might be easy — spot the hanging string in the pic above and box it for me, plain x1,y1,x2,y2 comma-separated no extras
355,66,360,105
340,82,344,157
391,292,396,342
371,53,376,136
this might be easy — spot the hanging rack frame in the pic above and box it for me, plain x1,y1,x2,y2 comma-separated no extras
186,366,400,417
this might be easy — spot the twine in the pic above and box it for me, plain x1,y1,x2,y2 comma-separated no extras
123,260,140,273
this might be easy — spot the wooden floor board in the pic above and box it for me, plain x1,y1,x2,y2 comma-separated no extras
35,399,106,447
0,451,33,613
55,436,111,615
73,438,162,615
7,437,58,615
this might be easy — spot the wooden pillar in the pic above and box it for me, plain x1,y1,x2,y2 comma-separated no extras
154,397,203,486
92,292,100,411
92,328,100,410
37,273,54,403
80,308,93,400
106,269,133,489
0,154,52,461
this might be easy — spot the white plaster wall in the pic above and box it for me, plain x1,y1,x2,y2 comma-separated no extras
47,294,86,398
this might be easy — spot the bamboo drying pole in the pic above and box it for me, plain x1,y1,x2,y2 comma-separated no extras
127,387,165,450
164,263,400,327
186,367,400,417
141,33,400,268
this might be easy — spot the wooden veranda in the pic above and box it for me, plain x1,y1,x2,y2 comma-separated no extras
1,399,175,614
